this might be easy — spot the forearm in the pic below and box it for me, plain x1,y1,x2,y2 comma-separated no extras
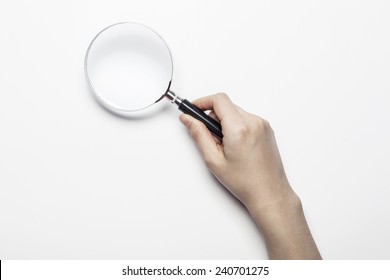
247,193,322,260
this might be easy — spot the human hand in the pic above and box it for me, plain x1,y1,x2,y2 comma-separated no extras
179,93,295,210
179,93,321,259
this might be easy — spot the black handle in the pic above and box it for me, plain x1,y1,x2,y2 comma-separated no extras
178,99,223,141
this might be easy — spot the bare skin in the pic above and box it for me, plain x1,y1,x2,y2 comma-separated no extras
179,93,321,260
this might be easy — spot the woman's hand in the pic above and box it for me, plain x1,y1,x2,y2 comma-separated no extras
179,93,321,260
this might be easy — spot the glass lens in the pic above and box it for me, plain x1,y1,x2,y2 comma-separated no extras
85,22,173,112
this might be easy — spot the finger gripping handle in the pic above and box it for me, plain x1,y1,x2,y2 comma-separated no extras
179,99,223,141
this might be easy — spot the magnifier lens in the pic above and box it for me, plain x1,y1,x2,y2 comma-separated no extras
85,23,172,111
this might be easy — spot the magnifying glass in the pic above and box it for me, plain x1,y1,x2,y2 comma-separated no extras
84,22,223,141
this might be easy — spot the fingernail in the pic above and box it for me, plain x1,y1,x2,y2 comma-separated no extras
179,114,191,127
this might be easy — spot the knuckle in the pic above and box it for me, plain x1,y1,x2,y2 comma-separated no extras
232,123,250,139
230,117,272,139
215,92,229,100
255,117,271,133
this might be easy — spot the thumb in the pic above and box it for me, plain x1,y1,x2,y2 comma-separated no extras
179,114,221,164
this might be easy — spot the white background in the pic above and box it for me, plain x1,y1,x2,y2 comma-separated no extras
0,0,389,259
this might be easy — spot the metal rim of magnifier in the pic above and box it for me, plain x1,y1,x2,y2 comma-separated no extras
84,22,174,112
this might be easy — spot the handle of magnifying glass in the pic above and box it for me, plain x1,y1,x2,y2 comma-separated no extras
179,99,223,141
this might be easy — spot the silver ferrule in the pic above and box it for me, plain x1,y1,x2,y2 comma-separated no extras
165,90,183,107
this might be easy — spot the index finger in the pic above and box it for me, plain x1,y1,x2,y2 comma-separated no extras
192,93,240,124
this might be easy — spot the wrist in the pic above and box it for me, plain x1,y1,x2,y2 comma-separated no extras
241,179,298,214
247,193,321,259
246,192,303,228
